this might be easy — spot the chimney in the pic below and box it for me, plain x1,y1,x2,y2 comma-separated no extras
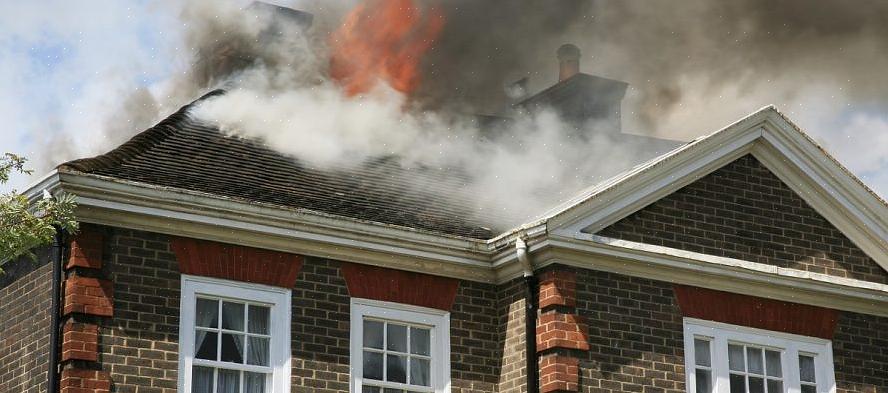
557,44,581,82
195,2,313,88
516,43,628,136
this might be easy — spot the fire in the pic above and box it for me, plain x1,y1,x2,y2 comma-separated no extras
330,0,444,96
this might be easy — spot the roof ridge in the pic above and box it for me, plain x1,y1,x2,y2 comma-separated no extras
59,89,225,173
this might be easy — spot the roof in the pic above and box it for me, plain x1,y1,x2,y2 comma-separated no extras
61,91,499,239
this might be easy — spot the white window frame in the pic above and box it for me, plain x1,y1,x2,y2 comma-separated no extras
177,275,292,393
350,298,451,393
683,318,836,393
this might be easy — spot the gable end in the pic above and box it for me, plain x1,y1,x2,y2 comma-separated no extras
596,155,888,285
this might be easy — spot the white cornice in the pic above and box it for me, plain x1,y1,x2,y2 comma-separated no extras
31,105,888,319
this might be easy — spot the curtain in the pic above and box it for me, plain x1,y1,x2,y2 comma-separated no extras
217,369,239,393
221,305,244,361
192,366,214,393
195,300,218,359
247,306,269,366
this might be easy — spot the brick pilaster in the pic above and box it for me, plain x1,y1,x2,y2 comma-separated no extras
536,267,586,393
60,227,111,393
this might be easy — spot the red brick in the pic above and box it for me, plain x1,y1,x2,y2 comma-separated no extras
60,369,111,393
540,355,580,393
66,230,103,270
63,277,113,317
171,236,303,288
62,321,99,362
539,270,576,309
536,312,589,352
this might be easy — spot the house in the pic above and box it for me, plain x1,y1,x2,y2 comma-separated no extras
2,15,888,393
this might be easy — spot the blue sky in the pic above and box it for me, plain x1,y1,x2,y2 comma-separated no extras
1,1,887,202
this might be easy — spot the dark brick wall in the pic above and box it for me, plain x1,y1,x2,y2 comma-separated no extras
598,154,888,285
0,250,53,393
833,311,888,393
98,227,181,393
497,278,528,393
93,227,507,392
574,268,686,393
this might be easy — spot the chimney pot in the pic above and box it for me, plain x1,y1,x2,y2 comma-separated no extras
557,43,581,82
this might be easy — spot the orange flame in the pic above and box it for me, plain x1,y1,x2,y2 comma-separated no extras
330,0,444,96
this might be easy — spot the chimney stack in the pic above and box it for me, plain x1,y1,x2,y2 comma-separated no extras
557,43,581,82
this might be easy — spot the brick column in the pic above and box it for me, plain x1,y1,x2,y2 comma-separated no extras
60,227,111,393
536,268,587,393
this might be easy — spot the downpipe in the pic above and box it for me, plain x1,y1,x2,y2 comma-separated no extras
516,237,538,393
47,228,66,393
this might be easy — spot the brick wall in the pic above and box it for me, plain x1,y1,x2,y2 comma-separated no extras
98,227,181,393
450,280,501,393
598,154,888,285
0,250,53,393
497,278,528,393
574,268,687,393
833,311,888,393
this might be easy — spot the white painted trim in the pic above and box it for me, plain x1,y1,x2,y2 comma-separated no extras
178,275,291,393
684,318,836,393
349,298,451,393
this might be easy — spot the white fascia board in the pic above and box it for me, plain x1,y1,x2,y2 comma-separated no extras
58,171,498,283
541,232,888,317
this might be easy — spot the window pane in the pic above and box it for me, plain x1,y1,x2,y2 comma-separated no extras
765,350,782,377
729,374,745,393
387,324,407,352
386,354,407,383
364,320,384,349
217,369,240,393
196,299,219,328
247,336,269,366
195,331,217,360
192,366,214,393
694,339,711,367
747,347,764,374
410,357,431,386
767,379,783,393
799,355,816,383
695,369,711,393
248,305,270,334
729,344,745,371
749,376,764,393
244,372,266,393
363,351,383,380
410,327,430,356
222,302,245,331
801,385,816,393
362,386,381,393
383,388,404,393
221,333,244,363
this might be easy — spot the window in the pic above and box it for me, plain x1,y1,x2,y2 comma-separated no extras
179,275,291,393
684,318,835,393
350,298,451,393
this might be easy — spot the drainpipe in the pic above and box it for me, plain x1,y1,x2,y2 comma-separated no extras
516,237,538,393
47,227,66,393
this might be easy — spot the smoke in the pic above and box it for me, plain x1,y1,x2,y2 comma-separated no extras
3,0,887,225
187,0,888,227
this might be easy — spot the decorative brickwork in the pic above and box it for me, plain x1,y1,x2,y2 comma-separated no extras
67,230,104,269
62,226,114,393
63,276,113,317
598,154,888,285
537,267,585,392
539,270,576,309
0,251,53,393
171,236,303,288
674,284,839,339
62,321,100,362
575,269,686,393
540,355,579,393
60,369,111,393
340,262,460,311
537,313,589,352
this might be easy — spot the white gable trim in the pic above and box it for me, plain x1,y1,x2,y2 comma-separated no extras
548,107,888,273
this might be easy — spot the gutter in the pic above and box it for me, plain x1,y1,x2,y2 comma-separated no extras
47,228,67,393
516,238,538,393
